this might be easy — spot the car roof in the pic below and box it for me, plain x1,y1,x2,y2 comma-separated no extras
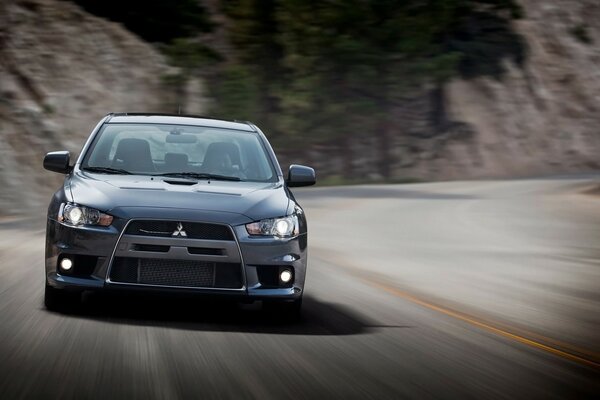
106,113,256,132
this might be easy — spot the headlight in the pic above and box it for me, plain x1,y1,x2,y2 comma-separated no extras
245,215,299,238
59,203,113,227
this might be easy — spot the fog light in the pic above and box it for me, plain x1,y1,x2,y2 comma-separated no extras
60,258,73,271
280,269,292,283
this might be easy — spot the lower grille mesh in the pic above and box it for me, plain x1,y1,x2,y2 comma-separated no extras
139,259,214,287
110,258,242,288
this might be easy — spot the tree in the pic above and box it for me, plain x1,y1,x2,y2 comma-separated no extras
211,0,525,178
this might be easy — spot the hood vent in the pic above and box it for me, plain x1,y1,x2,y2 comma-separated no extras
163,179,197,186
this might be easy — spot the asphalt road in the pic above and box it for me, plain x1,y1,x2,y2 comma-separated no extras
0,178,599,399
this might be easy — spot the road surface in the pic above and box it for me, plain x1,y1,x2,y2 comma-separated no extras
0,178,599,399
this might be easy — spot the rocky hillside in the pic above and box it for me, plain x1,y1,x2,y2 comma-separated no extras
1,0,599,215
0,0,172,215
438,0,600,179
287,0,600,181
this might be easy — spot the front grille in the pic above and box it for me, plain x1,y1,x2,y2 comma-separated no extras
125,220,234,241
188,247,224,256
132,244,170,253
110,257,242,288
140,259,214,287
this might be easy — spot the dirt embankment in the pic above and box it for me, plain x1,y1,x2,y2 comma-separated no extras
0,0,171,215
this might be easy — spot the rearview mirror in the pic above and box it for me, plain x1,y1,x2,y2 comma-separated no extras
287,164,316,187
166,134,197,144
43,151,71,174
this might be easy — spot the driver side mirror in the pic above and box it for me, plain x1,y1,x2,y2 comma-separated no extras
43,151,71,174
287,164,316,187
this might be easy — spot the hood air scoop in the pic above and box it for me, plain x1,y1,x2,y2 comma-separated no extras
163,179,197,186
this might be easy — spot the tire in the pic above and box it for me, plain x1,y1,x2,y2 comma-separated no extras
44,282,80,312
285,297,303,315
264,296,303,320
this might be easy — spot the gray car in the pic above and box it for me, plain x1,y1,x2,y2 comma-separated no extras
43,113,315,314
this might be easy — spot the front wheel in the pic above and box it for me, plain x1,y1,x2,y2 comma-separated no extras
44,282,81,312
263,297,303,320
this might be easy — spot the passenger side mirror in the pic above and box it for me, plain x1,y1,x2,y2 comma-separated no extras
43,151,71,174
287,164,316,187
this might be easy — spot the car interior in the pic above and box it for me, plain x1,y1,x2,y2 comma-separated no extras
83,124,276,181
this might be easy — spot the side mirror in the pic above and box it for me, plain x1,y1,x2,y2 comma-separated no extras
287,164,316,187
43,151,71,174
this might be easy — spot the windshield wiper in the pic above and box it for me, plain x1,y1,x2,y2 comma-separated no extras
82,166,133,175
154,172,241,181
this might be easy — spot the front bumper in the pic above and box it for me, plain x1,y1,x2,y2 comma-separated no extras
45,216,307,300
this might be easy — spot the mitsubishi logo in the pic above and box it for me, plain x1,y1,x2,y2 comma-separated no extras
172,222,187,237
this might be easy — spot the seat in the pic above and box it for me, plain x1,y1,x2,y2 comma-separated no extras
112,138,155,172
201,142,241,175
163,152,189,172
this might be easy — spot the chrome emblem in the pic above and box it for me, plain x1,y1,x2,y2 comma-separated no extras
172,222,187,237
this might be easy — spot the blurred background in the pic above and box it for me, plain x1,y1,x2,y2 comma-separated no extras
1,2,600,398
1,0,600,214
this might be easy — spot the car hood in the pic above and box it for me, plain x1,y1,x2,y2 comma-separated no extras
68,171,289,222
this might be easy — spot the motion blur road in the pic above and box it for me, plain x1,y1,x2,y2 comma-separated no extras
1,178,599,399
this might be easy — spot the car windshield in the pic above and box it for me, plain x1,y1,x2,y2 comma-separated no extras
81,123,277,182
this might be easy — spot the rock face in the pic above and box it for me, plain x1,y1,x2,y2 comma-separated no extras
436,0,600,179
0,0,171,214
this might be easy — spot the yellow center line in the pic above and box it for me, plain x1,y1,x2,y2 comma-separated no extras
364,278,600,370
313,247,600,370
308,186,600,370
